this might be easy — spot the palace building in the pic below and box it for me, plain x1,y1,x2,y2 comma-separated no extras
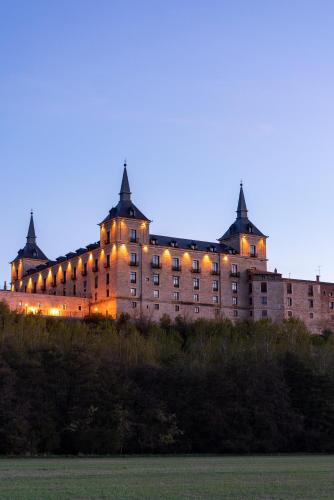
2,164,334,334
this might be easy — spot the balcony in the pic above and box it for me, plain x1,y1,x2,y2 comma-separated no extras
230,271,240,278
172,265,182,272
81,270,87,277
211,270,220,276
191,268,201,274
151,262,162,269
71,274,77,281
51,282,57,288
129,261,139,267
104,263,110,269
129,237,139,243
250,253,258,258
92,266,99,273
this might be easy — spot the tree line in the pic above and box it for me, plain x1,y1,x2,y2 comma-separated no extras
0,302,334,455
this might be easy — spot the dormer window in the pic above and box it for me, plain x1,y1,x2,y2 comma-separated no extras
190,243,197,250
170,240,178,248
248,225,253,233
150,238,157,245
129,208,135,217
209,246,215,252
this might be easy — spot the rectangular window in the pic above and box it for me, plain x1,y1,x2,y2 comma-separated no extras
172,291,180,301
309,299,314,308
105,254,110,268
132,301,137,308
130,252,137,265
95,276,98,289
232,282,238,293
105,273,109,285
261,296,268,305
233,310,238,317
192,259,200,272
173,276,180,288
213,295,219,304
130,272,136,284
130,288,136,297
193,278,200,290
106,230,110,244
250,245,257,257
53,274,57,287
193,294,199,302
261,282,267,293
153,290,159,299
231,263,238,275
211,262,219,274
94,258,99,272
308,285,314,296
154,303,159,310
172,257,180,271
249,297,253,305
175,305,180,312
194,306,200,314
330,302,334,310
287,297,292,307
106,289,110,298
310,312,314,319
212,280,219,292
249,282,252,293
153,273,160,286
262,310,268,318
130,229,137,242
73,285,76,296
152,255,160,268
232,296,238,305
287,283,292,294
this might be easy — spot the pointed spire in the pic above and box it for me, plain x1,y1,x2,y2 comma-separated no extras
236,182,248,219
119,161,131,202
26,210,36,244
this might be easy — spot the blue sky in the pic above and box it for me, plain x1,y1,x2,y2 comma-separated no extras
1,1,334,285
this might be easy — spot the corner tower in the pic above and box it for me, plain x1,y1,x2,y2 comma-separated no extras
11,212,48,285
219,183,267,263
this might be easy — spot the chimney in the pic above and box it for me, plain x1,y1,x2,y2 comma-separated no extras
316,275,320,282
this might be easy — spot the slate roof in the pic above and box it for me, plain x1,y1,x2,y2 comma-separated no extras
149,234,237,254
219,183,266,241
101,165,150,223
13,213,48,262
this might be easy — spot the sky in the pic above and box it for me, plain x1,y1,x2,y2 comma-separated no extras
1,1,334,286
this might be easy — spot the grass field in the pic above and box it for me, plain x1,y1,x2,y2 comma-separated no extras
0,455,333,499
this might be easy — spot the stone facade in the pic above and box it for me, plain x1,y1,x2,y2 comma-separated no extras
5,164,334,334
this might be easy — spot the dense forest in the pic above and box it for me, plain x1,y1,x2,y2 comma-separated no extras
0,302,334,455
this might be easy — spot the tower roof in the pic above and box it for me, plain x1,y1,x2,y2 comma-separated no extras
13,212,48,262
101,162,150,223
219,182,265,241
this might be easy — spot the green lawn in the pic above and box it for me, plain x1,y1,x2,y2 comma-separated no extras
0,455,333,499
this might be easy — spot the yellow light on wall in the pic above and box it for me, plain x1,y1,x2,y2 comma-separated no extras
143,245,148,252
223,255,228,262
50,308,60,316
93,307,98,312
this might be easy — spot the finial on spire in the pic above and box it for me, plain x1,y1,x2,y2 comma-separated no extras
236,182,248,219
27,210,37,244
119,161,131,202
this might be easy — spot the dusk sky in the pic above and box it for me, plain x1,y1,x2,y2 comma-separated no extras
1,1,334,286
